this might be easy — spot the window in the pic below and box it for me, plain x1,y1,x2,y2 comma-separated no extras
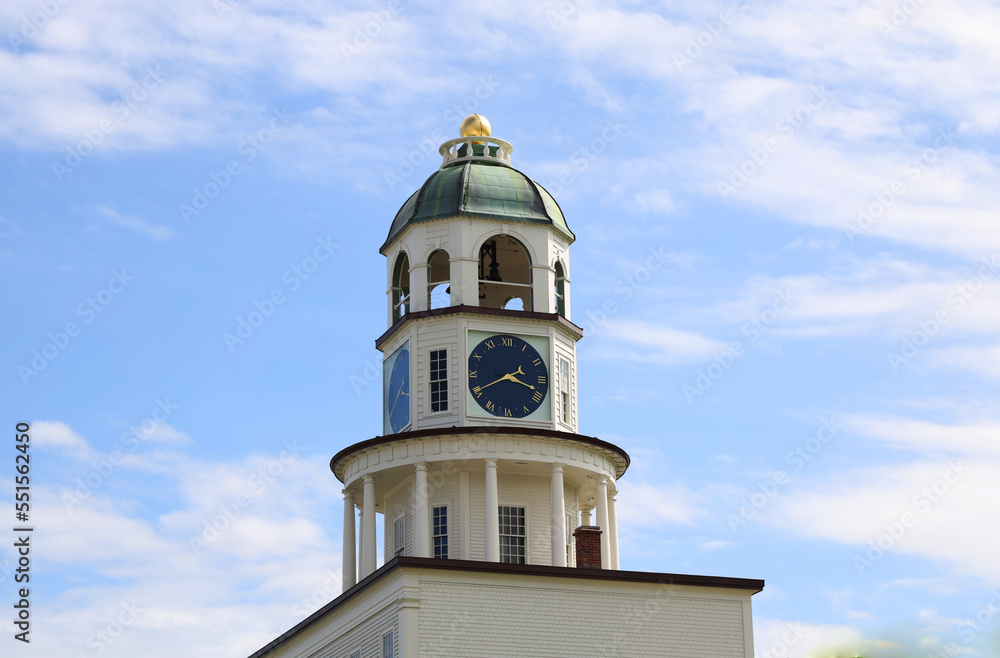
350,652,360,658
554,260,566,316
429,349,448,412
559,358,570,424
391,252,410,322
382,631,393,658
498,505,526,564
427,249,451,310
394,516,405,556
432,506,448,559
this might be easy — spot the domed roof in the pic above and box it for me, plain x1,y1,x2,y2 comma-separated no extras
382,159,574,252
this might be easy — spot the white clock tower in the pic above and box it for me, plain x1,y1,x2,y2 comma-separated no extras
249,117,762,658
337,114,625,581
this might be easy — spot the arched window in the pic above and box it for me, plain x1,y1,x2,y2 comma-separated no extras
427,250,451,310
391,252,410,322
478,235,532,311
554,260,566,316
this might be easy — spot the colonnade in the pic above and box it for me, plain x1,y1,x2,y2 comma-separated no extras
341,461,619,590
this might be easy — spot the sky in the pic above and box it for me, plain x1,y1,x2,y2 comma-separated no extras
2,0,999,656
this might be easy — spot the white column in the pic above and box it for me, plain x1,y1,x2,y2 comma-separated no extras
357,494,365,575
342,489,356,590
484,459,499,562
459,471,470,560
550,464,566,567
454,257,479,306
608,489,620,570
595,477,609,569
360,475,377,578
414,463,430,558
581,507,592,526
410,263,429,312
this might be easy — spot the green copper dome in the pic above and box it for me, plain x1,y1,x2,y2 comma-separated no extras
382,160,574,252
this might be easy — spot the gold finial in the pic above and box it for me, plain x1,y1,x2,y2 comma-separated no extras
460,114,491,137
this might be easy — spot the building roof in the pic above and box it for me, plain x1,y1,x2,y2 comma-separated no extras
381,159,575,252
246,557,765,658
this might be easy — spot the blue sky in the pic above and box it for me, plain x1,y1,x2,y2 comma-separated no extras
2,0,999,656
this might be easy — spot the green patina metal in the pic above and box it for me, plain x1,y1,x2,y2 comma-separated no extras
382,160,574,252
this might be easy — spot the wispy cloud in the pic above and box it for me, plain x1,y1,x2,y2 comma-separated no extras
10,420,341,658
591,319,728,365
97,205,175,240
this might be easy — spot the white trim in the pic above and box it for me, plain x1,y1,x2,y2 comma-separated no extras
471,228,539,269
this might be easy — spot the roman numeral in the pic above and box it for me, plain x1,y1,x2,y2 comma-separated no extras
486,401,496,412
504,408,512,417
473,386,482,395
501,337,513,347
537,376,546,384
532,391,543,403
523,406,530,413
485,340,495,349
471,353,482,361
469,370,477,379
532,358,542,366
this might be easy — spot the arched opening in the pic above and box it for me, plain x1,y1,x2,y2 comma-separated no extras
478,235,532,311
427,249,451,310
391,252,410,322
554,260,566,316
502,296,524,311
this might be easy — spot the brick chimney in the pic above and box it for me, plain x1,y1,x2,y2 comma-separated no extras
573,525,603,569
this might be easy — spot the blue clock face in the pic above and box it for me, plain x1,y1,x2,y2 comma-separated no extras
386,346,410,433
468,334,548,418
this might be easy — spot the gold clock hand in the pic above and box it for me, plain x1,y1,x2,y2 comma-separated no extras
476,374,512,391
506,375,535,389
474,366,536,394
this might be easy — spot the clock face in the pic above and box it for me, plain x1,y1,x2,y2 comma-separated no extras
468,334,548,418
384,344,410,433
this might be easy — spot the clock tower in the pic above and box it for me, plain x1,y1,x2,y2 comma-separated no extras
333,115,627,585
250,116,763,658
378,114,578,435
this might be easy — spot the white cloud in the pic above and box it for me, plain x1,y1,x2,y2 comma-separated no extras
134,421,191,445
928,342,1000,380
617,482,707,527
97,205,175,240
31,419,97,461
754,617,883,658
591,319,729,365
1,421,344,658
766,457,1000,584
848,415,1000,456
633,189,676,215
547,2,1000,257
691,255,1000,341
